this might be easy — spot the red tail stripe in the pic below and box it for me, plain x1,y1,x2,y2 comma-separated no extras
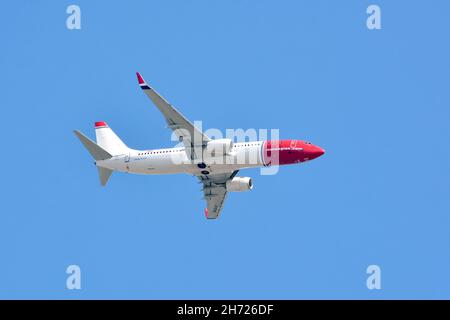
95,121,108,128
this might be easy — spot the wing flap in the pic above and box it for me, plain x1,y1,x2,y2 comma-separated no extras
198,170,239,219
205,189,227,219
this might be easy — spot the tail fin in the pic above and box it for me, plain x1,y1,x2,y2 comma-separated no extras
94,121,128,156
74,130,114,186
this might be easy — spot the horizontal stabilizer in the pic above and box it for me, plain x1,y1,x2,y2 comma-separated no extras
97,167,113,186
74,130,112,161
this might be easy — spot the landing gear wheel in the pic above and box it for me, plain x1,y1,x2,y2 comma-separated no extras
201,170,210,175
197,162,207,169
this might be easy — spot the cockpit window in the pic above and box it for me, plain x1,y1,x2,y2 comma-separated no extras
304,141,312,145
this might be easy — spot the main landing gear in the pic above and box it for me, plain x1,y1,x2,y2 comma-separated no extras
197,163,207,169
197,163,209,175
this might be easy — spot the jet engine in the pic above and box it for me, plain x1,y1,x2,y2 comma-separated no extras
206,139,233,157
226,177,253,192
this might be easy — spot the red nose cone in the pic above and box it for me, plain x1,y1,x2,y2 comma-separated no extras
263,140,325,165
308,145,325,160
315,146,325,158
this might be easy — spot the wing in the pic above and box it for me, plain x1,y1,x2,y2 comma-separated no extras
199,171,239,219
136,72,210,160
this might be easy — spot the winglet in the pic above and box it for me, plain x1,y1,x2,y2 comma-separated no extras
204,208,209,218
136,72,145,85
136,72,151,90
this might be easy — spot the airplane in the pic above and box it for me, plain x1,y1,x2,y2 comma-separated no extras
74,72,325,219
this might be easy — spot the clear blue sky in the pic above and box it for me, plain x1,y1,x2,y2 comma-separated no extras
1,0,449,299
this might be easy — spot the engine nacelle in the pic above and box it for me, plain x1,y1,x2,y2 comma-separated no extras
206,139,233,157
226,177,253,192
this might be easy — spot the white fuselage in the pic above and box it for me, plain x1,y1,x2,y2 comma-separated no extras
96,141,266,176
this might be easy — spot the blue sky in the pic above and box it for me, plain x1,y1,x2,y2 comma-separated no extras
1,1,449,299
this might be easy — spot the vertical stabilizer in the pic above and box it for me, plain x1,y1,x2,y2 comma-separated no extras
94,121,129,156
